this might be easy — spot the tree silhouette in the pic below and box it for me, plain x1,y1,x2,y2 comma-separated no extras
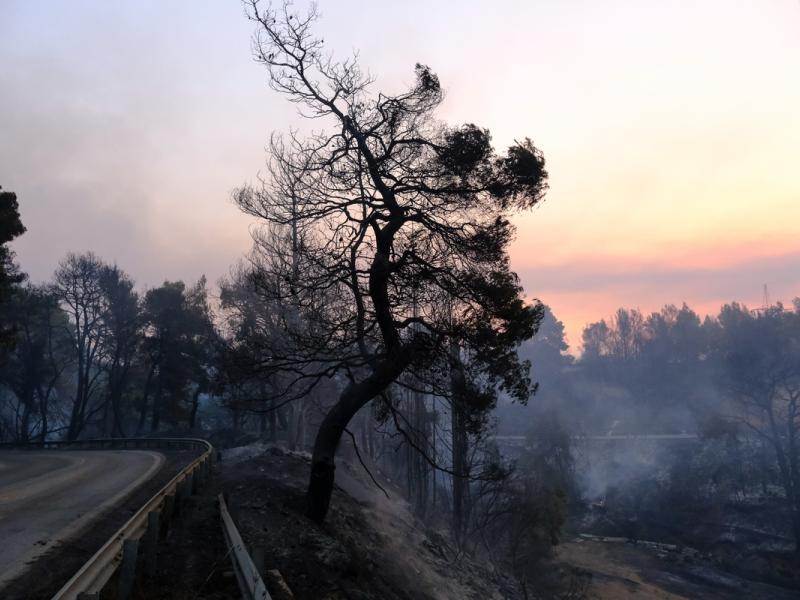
238,1,548,522
97,265,141,437
0,186,27,358
140,278,217,432
716,303,800,552
0,285,70,441
52,252,108,440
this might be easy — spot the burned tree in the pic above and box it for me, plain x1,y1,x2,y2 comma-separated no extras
238,1,548,523
0,285,71,441
97,266,141,437
52,252,108,440
0,186,26,358
139,278,216,433
717,303,800,552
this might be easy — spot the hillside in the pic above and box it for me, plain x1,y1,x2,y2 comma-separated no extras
219,443,519,600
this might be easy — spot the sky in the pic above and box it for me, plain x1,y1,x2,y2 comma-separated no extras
2,0,799,348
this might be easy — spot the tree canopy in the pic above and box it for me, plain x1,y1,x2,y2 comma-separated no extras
236,1,548,522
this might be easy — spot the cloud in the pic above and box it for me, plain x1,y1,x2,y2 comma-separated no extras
517,251,800,348
521,251,800,299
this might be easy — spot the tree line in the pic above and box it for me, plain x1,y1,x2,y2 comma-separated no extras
0,246,218,442
535,301,800,553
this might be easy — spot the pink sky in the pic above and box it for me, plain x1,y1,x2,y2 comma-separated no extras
2,0,799,349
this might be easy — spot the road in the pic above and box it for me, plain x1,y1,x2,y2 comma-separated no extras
0,449,164,588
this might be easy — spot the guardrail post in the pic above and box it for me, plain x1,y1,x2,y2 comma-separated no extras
175,478,186,515
189,471,197,495
252,545,266,576
144,510,160,578
162,493,176,534
116,538,139,600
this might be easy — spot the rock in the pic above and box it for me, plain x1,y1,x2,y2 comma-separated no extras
422,538,448,560
300,531,355,573
265,569,296,600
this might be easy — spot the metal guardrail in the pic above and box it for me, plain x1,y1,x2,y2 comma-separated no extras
219,493,271,600
0,437,212,453
0,437,213,600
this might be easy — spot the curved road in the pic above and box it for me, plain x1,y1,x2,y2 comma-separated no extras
0,450,164,588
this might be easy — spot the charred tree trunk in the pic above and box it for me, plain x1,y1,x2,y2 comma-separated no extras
431,396,438,511
137,362,156,435
451,402,467,544
766,405,800,553
786,398,800,554
19,392,32,443
232,402,241,433
102,395,113,437
450,343,468,545
286,403,296,451
277,405,289,434
36,386,49,442
414,389,429,518
359,409,370,458
67,351,86,441
306,355,408,523
405,390,414,499
189,387,202,430
150,370,163,432
792,512,800,555
108,378,127,438
269,402,277,441
292,399,305,451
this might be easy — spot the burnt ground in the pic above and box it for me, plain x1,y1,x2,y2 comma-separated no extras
130,464,240,600
218,446,519,600
569,506,800,598
1,448,200,600
556,538,800,600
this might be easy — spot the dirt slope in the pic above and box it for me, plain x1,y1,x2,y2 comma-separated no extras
220,445,518,600
557,538,800,600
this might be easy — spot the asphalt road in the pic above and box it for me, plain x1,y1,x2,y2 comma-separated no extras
0,449,164,588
